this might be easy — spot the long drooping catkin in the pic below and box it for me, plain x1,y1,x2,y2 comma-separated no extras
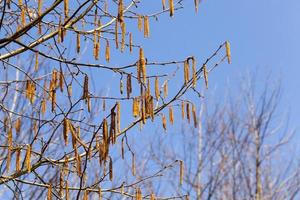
162,0,166,10
132,153,136,176
47,185,52,200
35,51,39,71
139,48,146,83
115,21,119,49
51,89,56,112
65,181,69,200
126,74,132,98
98,187,102,200
162,114,167,131
169,106,174,125
225,41,231,64
179,160,184,185
105,40,110,62
59,67,64,92
109,157,113,181
163,82,168,98
184,59,189,85
129,33,133,53
203,64,208,89
144,16,150,38
138,15,142,32
192,57,196,88
155,77,159,99
16,148,21,172
15,118,21,134
77,32,81,53
136,188,142,200
117,102,121,134
169,0,174,17
103,118,108,144
6,128,12,172
64,0,68,19
192,104,197,128
83,75,89,100
25,144,31,172
181,101,185,119
133,98,139,117
121,22,126,52
186,103,190,123
63,118,69,145
118,0,124,23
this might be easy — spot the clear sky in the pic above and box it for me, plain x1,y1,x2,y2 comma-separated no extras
137,1,300,132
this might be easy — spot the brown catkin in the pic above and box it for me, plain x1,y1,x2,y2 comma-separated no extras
63,118,69,145
7,128,12,172
121,22,126,52
41,98,46,116
109,157,113,181
133,98,139,117
117,102,121,134
163,82,168,98
192,104,197,128
162,0,166,10
21,5,26,27
139,48,146,83
115,21,119,49
15,118,21,133
65,181,69,200
58,17,62,43
203,64,208,89
59,67,64,92
99,187,102,200
103,118,108,144
117,0,124,23
35,51,39,71
126,74,132,98
64,0,69,19
132,153,136,176
83,74,89,100
155,77,159,99
83,190,88,200
225,41,231,64
67,85,72,98
138,15,143,32
105,40,110,62
144,16,150,38
121,137,124,159
136,188,142,200
25,144,31,172
184,59,189,85
186,103,190,123
179,160,184,185
51,89,56,112
169,106,174,125
76,32,80,53
194,0,199,13
129,33,133,53
162,114,167,131
16,148,21,171
181,101,185,119
47,185,52,200
192,57,197,88
169,0,174,17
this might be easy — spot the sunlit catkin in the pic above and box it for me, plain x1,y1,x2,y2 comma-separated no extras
83,74,89,100
203,64,208,89
21,5,26,27
63,118,69,145
162,114,167,131
169,106,174,125
162,0,166,10
138,15,142,31
184,59,189,85
163,82,168,98
139,48,146,83
98,187,102,200
16,148,21,172
181,101,185,119
83,190,88,200
144,16,150,38
132,153,136,176
186,103,190,123
65,181,69,200
121,22,126,52
225,41,231,64
117,102,121,134
192,104,197,128
169,0,174,17
25,144,31,172
194,0,199,13
115,21,119,49
64,0,69,19
59,67,64,92
76,32,80,53
118,0,124,23
192,57,196,88
51,90,56,112
126,74,132,98
15,118,21,134
6,128,12,172
47,185,52,200
105,40,110,62
35,51,39,71
179,160,184,185
155,77,159,99
133,98,139,117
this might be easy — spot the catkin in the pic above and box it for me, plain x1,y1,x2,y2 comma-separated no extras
133,98,139,117
83,190,88,200
163,82,168,98
121,22,126,52
162,0,166,10
105,40,110,62
59,67,64,92
179,160,184,185
99,187,102,200
63,118,69,145
162,114,167,131
192,57,197,88
35,51,39,71
144,16,150,38
225,41,231,64
16,148,21,172
138,15,142,32
181,101,185,119
51,89,56,112
65,181,69,200
129,33,133,53
15,118,21,133
64,0,69,19
115,21,119,49
7,128,12,172
47,185,52,200
103,118,108,144
194,0,199,13
109,157,113,181
117,0,124,23
184,59,189,85
132,153,136,176
117,102,121,134
25,144,31,172
139,48,146,83
76,32,80,53
155,77,159,99
121,138,124,159
169,106,174,125
169,0,174,17
203,64,208,89
186,103,190,123
192,104,197,128
21,5,26,27
83,74,89,100
126,74,132,98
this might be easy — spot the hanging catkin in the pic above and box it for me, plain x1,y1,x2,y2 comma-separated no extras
16,148,21,172
35,51,39,71
155,77,159,99
144,16,150,38
117,102,121,134
117,0,124,23
179,160,184,185
139,48,146,83
181,101,185,119
162,0,166,10
121,22,126,52
65,181,69,200
126,74,132,98
192,104,197,128
21,4,26,27
51,89,56,112
115,21,119,49
169,106,174,125
138,15,142,32
83,74,89,100
64,0,69,19
163,82,168,98
47,185,52,200
109,157,113,181
63,118,69,145
194,0,199,13
103,118,108,144
105,40,110,62
184,59,189,85
162,114,167,131
133,98,139,117
129,33,133,53
203,64,208,89
76,32,81,53
98,187,102,200
169,0,174,17
225,41,231,64
83,190,88,200
186,103,190,123
132,153,136,176
25,144,31,172
192,57,197,88
6,128,12,172
59,67,64,92
121,137,124,159
15,118,21,133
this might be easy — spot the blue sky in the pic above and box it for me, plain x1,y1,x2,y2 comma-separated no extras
135,1,300,132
